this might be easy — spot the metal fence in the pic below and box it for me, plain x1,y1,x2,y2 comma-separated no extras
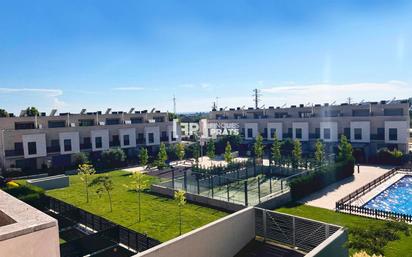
336,167,412,222
255,208,342,253
47,196,161,253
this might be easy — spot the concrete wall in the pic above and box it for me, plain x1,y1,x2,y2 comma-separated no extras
256,191,292,210
305,229,349,257
135,207,256,257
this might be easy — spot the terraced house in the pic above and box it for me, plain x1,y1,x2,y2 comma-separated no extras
208,99,410,160
0,109,180,171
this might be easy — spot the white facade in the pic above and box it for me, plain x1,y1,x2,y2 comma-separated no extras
59,132,80,154
145,126,160,146
91,130,110,151
320,122,338,142
292,122,309,141
119,128,137,148
244,123,258,139
350,121,370,143
22,134,47,158
267,123,283,140
384,121,409,144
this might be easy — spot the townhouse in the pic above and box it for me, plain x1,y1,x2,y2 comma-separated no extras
207,100,410,160
0,109,180,171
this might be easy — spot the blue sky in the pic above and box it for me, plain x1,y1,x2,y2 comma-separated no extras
0,0,411,114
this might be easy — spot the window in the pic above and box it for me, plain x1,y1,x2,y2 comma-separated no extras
154,117,165,122
148,133,154,143
112,135,120,146
106,118,120,125
384,108,403,116
270,128,276,138
377,128,385,140
28,142,37,155
95,137,102,149
64,139,72,152
354,128,362,140
323,128,331,140
389,128,398,141
83,137,91,147
344,128,351,139
79,119,94,127
161,131,167,139
137,133,144,143
315,128,320,138
295,128,302,139
15,122,35,130
352,109,370,117
170,131,175,141
48,120,66,128
123,135,130,146
131,117,143,124
247,128,253,138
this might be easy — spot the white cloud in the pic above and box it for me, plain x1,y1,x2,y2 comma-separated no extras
112,86,145,91
179,83,212,90
0,88,63,97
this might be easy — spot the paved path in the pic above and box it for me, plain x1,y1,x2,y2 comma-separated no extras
301,165,393,210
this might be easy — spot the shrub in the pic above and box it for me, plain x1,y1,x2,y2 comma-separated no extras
376,148,403,165
101,148,126,168
4,182,45,206
73,152,89,166
289,160,354,200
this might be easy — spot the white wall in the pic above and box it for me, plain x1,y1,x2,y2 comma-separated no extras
385,121,409,144
59,132,80,154
135,207,255,257
245,123,258,139
320,122,338,142
119,128,137,148
145,126,160,146
267,123,283,140
292,122,309,141
350,121,370,143
91,129,110,151
22,134,47,158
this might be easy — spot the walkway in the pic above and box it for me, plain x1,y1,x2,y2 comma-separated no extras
300,165,392,210
235,241,304,257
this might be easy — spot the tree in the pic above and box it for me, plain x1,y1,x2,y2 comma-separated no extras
25,107,39,117
315,139,325,166
224,141,232,163
292,140,302,168
176,143,185,162
271,135,281,166
78,163,96,203
156,143,168,169
174,190,186,235
207,139,216,160
73,152,89,167
139,147,149,166
125,172,151,222
253,133,264,159
191,143,200,164
101,148,126,168
338,135,354,162
89,175,114,212
0,108,8,117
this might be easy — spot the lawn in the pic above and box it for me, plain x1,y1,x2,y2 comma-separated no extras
276,203,412,257
46,170,228,242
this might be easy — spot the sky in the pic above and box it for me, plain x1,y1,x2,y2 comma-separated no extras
0,0,412,114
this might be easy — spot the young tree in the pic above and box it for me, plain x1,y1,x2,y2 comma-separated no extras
206,139,215,160
176,143,185,162
89,175,114,212
224,141,232,163
192,143,200,164
271,134,281,166
174,190,186,235
338,135,354,162
253,133,264,159
25,106,39,117
125,172,151,222
315,139,325,166
292,140,302,169
78,163,96,203
139,147,149,166
156,143,168,169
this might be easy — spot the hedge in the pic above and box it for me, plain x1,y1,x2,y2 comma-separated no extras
3,182,46,207
288,160,354,200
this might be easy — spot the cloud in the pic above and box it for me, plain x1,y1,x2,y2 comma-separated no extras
112,86,145,91
260,81,412,106
0,88,63,97
179,83,212,90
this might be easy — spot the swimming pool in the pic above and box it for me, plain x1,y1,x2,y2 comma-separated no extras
363,176,412,215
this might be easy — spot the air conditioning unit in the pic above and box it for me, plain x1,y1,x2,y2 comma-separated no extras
70,123,76,127
148,119,155,123
99,121,105,126
125,120,131,124
38,124,43,129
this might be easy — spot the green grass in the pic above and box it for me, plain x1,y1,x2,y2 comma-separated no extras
46,170,228,242
276,203,412,257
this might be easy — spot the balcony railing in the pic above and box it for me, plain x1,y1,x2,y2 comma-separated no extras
47,145,60,153
5,149,24,157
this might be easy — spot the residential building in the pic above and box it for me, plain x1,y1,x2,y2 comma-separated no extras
0,109,180,171
207,100,410,159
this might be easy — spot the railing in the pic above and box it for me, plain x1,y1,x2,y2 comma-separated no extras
47,196,161,252
336,167,412,222
255,208,342,253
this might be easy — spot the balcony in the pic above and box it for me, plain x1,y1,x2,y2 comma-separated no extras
5,149,24,157
160,136,169,142
47,145,61,153
80,143,92,150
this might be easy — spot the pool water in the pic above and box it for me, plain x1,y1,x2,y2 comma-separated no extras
363,176,412,215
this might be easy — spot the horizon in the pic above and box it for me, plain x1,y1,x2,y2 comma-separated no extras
1,1,412,114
